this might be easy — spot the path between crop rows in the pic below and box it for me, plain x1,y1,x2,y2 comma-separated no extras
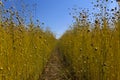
39,49,68,80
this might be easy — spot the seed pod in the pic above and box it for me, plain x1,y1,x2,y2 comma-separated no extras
34,46,37,49
87,29,90,32
111,9,114,11
94,47,98,51
0,67,3,70
0,1,3,6
39,36,42,39
80,48,82,51
84,61,87,64
95,20,98,24
103,63,107,66
91,43,94,47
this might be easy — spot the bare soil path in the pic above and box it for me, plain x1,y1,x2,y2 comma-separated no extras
39,49,68,80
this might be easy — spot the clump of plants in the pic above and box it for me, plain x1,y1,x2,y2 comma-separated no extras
0,0,56,80
58,0,120,80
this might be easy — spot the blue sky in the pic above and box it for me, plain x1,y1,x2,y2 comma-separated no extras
30,0,94,38
3,0,119,38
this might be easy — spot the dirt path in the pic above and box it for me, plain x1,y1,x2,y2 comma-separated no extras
39,49,68,80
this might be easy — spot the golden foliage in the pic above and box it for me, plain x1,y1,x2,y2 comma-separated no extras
0,22,56,80
58,20,120,80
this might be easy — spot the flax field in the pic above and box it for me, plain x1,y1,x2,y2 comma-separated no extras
0,1,56,80
0,0,120,80
58,19,120,80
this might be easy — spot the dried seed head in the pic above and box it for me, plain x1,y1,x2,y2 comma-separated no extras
91,43,94,47
0,67,3,70
87,29,90,32
84,61,87,63
103,63,107,66
80,48,82,51
94,47,98,51
95,20,98,24
34,46,37,49
111,9,114,11
39,36,42,39
0,1,3,6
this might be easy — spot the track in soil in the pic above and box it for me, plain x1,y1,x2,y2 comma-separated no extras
39,49,68,80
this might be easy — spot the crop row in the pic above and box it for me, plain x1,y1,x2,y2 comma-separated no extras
58,20,120,80
0,22,56,80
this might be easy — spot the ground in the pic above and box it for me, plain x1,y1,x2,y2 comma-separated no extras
39,49,69,80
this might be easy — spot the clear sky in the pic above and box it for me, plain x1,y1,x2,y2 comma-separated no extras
3,0,119,39
31,0,94,38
